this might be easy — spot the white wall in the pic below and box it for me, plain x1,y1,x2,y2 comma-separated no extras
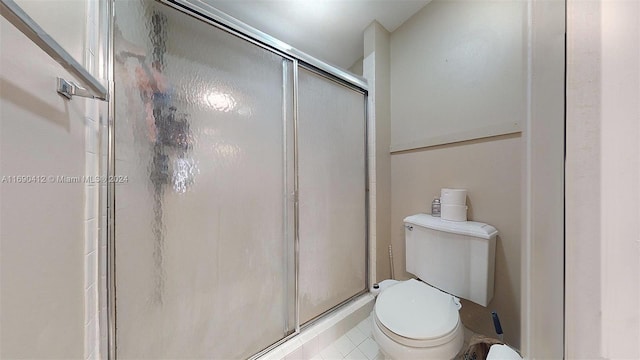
599,1,640,356
0,0,104,358
565,0,602,357
348,57,363,77
389,0,525,347
363,21,392,282
84,1,109,359
566,0,640,358
390,0,525,152
520,0,565,358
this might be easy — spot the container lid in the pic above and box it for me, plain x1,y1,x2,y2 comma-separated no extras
375,279,459,340
487,345,523,360
404,213,497,239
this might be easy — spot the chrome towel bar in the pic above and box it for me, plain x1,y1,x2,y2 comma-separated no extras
0,0,108,101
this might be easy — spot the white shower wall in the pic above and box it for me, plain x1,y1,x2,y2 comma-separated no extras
84,0,109,359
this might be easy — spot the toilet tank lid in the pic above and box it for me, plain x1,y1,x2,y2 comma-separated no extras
404,214,498,239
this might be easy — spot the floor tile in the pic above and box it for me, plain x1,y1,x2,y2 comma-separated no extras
332,335,356,357
356,317,372,337
345,326,367,346
357,338,380,360
315,309,483,360
344,348,368,360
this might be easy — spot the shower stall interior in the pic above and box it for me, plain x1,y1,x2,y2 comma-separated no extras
112,0,368,358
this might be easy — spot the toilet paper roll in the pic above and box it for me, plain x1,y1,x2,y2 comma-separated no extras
441,188,467,205
441,204,468,221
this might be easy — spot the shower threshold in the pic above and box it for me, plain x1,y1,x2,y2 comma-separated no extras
254,293,375,360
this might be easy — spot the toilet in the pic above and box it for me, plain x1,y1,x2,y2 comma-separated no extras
372,214,498,359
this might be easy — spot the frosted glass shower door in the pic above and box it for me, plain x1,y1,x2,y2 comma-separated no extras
113,1,294,358
297,68,367,323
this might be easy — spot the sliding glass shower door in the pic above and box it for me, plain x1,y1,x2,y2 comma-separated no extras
114,1,294,358
112,0,367,358
297,68,367,323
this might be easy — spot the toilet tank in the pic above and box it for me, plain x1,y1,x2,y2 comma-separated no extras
404,214,497,306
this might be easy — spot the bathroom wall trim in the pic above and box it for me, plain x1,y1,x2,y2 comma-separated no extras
390,124,522,153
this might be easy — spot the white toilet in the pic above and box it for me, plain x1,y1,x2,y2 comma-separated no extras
372,214,498,360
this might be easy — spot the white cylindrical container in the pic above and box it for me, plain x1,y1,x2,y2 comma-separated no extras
441,188,467,205
441,204,468,221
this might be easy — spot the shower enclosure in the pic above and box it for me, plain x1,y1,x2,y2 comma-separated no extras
111,0,368,358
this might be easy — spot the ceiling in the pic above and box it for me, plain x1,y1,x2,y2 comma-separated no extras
202,0,432,70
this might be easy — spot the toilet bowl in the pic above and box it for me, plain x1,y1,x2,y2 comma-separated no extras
372,279,464,359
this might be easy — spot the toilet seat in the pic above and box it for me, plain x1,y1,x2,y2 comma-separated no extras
374,309,462,348
374,279,461,347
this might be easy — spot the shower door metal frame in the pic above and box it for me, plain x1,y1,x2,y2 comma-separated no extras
106,0,116,359
159,0,368,91
106,1,369,359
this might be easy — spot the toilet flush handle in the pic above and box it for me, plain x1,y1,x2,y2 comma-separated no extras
453,297,462,310
405,225,413,231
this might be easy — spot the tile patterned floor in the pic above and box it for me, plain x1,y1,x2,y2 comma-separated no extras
312,315,382,360
314,315,476,360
